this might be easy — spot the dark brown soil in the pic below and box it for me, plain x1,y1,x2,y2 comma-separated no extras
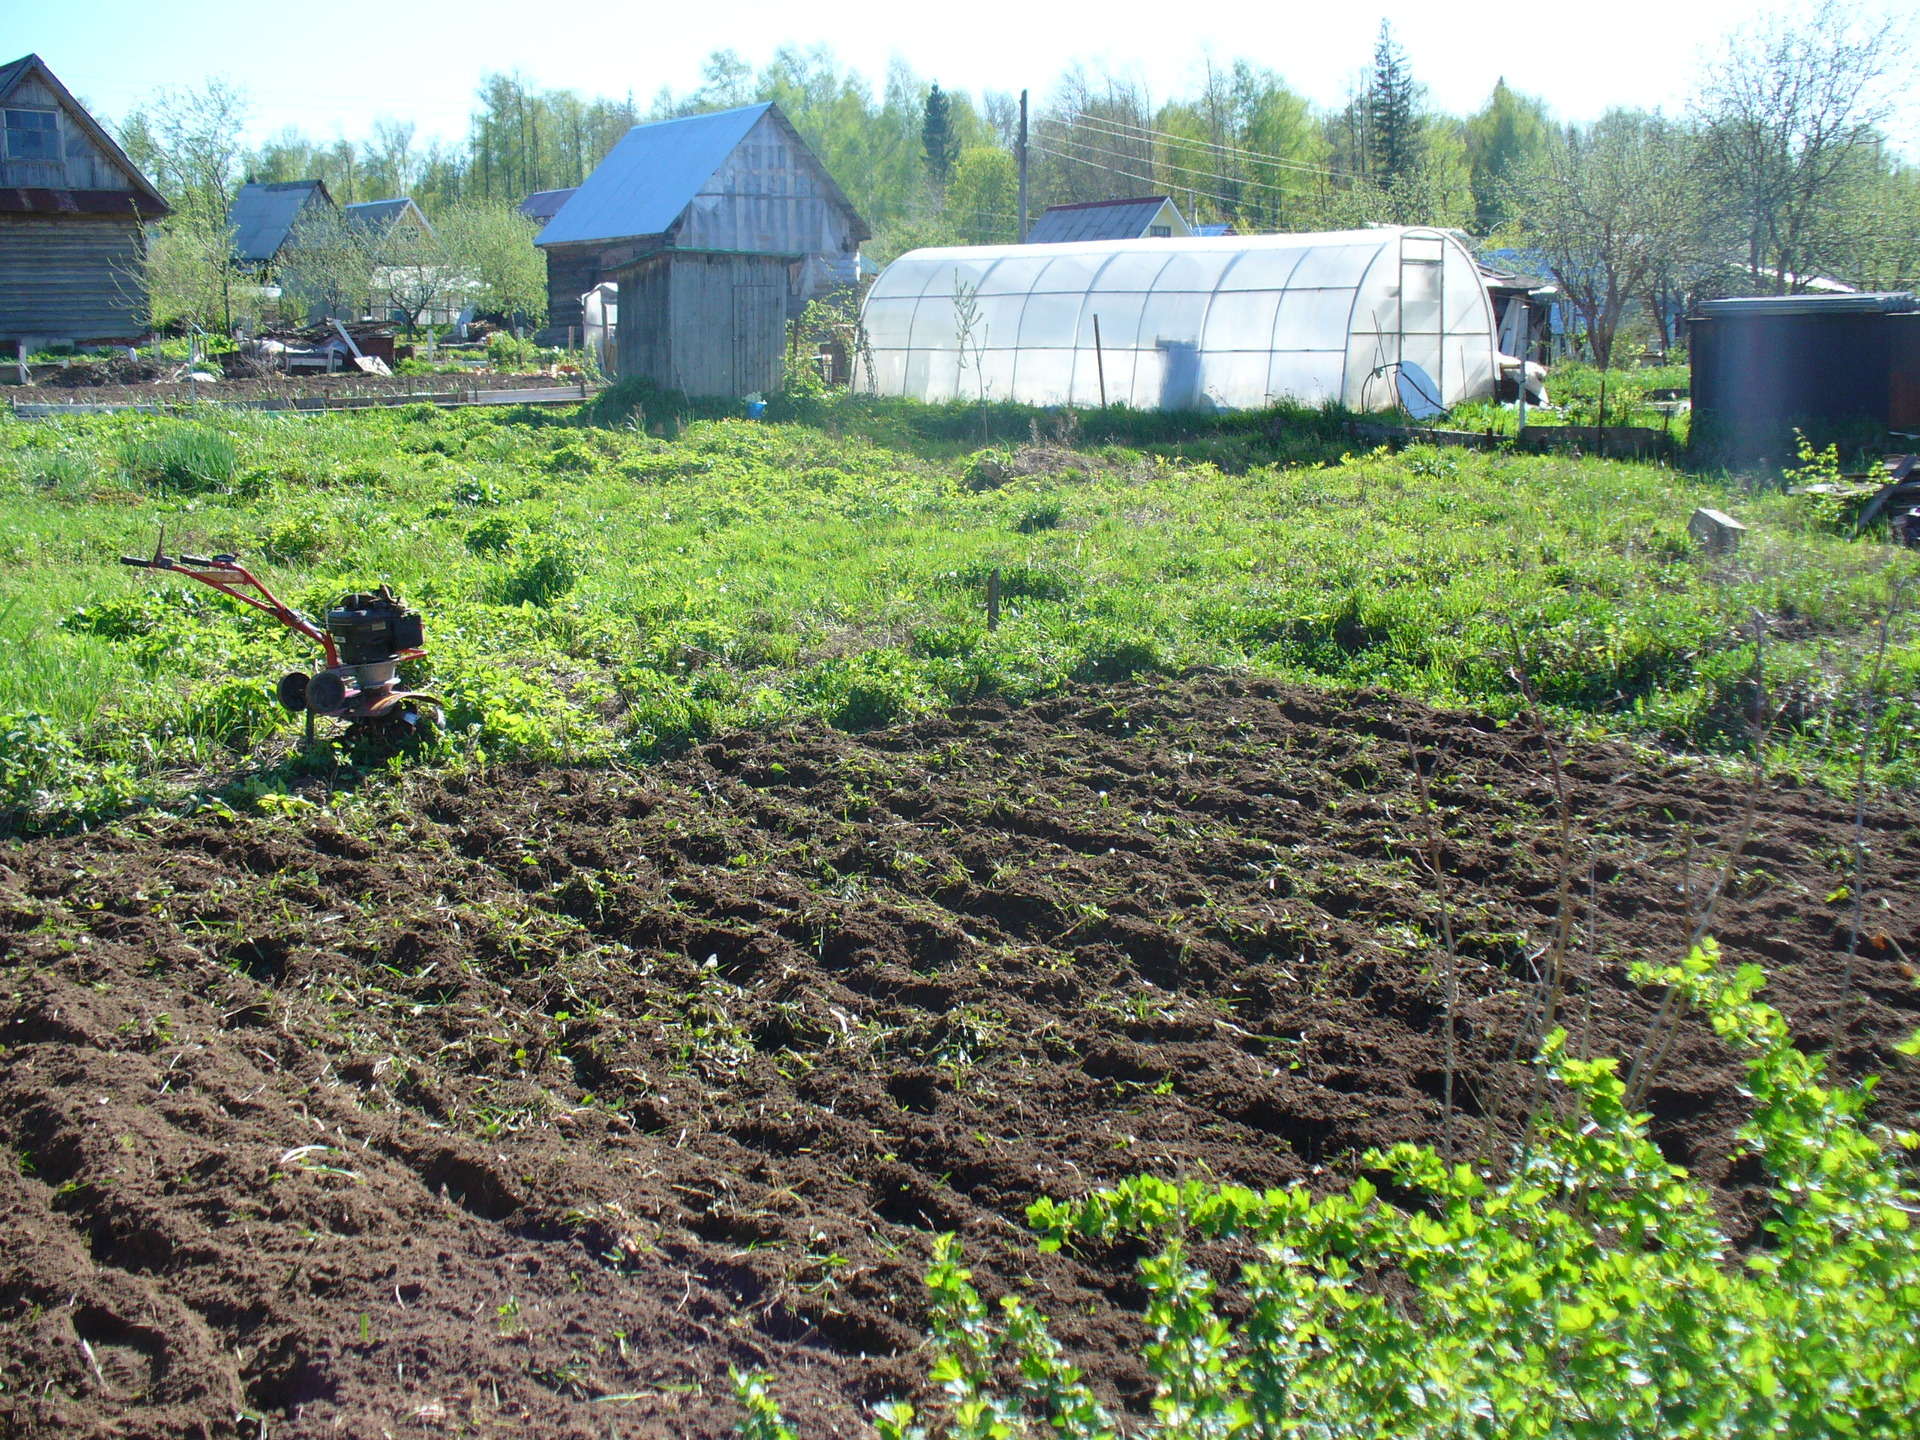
1,674,1916,1438
9,371,573,407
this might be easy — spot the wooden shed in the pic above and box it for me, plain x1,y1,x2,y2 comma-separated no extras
534,101,867,343
611,249,794,397
0,54,170,348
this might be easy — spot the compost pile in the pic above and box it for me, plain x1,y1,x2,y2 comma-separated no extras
2,674,1916,1439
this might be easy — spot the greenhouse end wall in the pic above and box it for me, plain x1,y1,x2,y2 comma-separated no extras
858,227,1499,413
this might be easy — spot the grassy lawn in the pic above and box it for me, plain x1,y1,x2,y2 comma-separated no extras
0,394,1914,828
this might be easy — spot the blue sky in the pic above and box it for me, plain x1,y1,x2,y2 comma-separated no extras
5,0,1907,155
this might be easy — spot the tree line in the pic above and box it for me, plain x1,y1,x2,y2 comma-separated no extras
116,2,1914,362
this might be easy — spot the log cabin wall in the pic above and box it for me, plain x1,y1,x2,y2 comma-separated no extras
0,216,147,341
1,55,169,345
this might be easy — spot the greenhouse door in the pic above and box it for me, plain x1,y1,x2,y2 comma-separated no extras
1398,232,1447,397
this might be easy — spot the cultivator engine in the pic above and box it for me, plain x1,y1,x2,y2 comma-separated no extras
119,533,440,737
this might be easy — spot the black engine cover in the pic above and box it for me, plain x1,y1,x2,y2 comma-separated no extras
326,590,422,665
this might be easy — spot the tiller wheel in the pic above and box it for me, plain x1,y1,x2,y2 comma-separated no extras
119,531,441,739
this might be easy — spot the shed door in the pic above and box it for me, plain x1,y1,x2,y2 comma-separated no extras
732,285,782,394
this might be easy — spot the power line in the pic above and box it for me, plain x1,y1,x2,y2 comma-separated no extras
1037,122,1319,200
1029,141,1263,216
1062,109,1346,181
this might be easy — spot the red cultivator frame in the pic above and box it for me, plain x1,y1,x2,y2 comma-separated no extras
120,531,440,737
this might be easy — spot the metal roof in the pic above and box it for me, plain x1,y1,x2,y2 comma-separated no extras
229,180,334,263
536,103,773,248
1025,196,1187,244
1696,293,1916,318
344,197,428,238
518,187,577,222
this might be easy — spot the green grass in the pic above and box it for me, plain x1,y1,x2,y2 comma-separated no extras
0,393,1914,828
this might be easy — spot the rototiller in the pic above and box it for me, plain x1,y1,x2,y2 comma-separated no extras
119,531,440,737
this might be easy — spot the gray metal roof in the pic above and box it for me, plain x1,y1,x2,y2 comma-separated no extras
518,187,577,222
229,180,334,263
1696,292,1916,318
1025,196,1186,244
536,103,773,247
343,197,428,238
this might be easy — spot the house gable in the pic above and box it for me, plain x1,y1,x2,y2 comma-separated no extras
0,53,168,215
668,107,870,254
230,180,337,265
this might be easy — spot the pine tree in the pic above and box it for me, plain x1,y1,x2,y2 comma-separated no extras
1366,21,1418,188
922,84,957,188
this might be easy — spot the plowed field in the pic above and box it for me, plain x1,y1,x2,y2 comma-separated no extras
3,674,1917,1438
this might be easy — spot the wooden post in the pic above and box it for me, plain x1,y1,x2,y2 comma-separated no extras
14,340,26,387
987,567,1001,632
1017,90,1029,243
1092,314,1108,406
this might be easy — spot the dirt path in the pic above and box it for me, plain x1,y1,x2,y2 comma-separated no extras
2,674,1916,1438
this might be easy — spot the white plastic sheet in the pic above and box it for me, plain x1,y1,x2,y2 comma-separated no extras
859,227,1499,412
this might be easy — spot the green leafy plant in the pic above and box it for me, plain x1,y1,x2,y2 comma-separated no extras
493,538,581,607
745,944,1920,1437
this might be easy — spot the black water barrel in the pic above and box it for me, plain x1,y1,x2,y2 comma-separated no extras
1688,292,1916,464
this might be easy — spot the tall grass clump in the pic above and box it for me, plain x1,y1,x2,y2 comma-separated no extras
738,945,1920,1437
118,423,239,493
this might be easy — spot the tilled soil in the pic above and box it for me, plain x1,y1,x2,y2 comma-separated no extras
1,673,1916,1438
8,371,573,407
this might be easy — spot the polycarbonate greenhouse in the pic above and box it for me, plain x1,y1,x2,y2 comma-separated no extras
859,226,1500,412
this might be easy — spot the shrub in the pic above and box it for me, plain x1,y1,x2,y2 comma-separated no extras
796,649,925,730
486,331,536,370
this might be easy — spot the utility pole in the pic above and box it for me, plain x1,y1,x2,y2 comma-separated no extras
1017,88,1029,243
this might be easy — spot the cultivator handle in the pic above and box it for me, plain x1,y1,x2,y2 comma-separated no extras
119,548,231,571
113,531,337,665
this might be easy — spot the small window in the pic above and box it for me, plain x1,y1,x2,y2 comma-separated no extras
4,108,58,160
1149,224,1172,238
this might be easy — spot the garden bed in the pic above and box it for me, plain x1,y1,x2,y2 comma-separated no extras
3,673,1916,1437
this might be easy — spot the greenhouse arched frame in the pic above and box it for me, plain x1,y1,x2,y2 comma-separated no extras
858,226,1500,413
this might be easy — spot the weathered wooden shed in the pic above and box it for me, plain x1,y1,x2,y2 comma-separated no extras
611,249,794,396
534,101,868,343
0,54,170,347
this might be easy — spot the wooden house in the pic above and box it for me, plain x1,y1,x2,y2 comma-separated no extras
343,197,431,260
534,102,868,343
1024,196,1192,244
228,179,336,271
0,54,170,348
